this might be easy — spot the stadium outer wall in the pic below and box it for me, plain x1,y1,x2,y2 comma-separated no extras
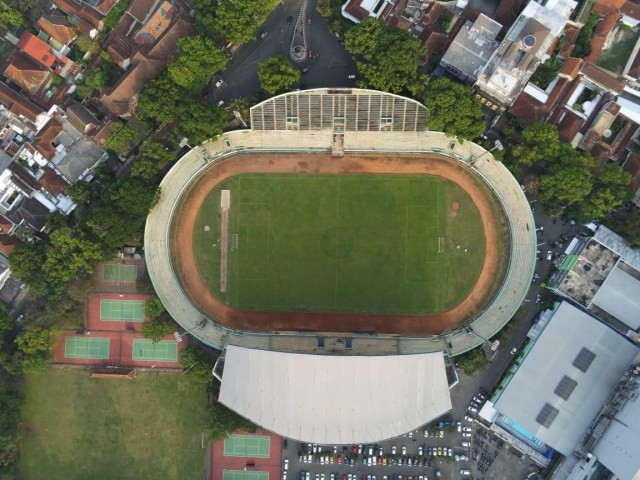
144,128,536,357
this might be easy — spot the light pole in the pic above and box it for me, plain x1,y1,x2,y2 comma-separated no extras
174,317,207,343
469,139,504,166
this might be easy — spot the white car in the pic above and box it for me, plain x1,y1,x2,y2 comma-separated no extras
546,250,553,261
459,455,468,461
461,441,471,447
460,470,470,476
463,427,472,433
447,448,452,457
372,456,377,466
457,422,461,432
464,416,473,422
320,475,325,480
510,347,518,355
391,446,397,455
402,446,407,455
320,456,325,465
467,406,478,413
283,472,287,480
215,79,224,88
438,430,444,438
462,432,472,438
284,459,289,470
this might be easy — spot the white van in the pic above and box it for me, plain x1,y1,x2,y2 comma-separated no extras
460,470,470,476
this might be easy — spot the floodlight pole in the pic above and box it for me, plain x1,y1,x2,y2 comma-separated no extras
174,317,207,343
469,140,504,166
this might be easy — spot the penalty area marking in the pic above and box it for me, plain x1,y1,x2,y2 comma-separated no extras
220,190,230,293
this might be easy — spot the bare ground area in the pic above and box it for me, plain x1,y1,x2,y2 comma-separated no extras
172,153,504,336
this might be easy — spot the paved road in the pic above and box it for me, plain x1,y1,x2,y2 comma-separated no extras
209,0,357,105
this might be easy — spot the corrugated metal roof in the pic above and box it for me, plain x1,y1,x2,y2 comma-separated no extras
591,265,640,330
494,302,638,455
219,345,452,444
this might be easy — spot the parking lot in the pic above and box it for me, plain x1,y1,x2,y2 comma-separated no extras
282,417,479,480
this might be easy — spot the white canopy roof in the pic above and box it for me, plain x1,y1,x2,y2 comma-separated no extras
219,345,452,444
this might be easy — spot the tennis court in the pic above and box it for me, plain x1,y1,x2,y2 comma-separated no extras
224,471,269,480
64,337,110,359
102,264,137,283
224,435,271,457
132,339,178,361
100,299,145,321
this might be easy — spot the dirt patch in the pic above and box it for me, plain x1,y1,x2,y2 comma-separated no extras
449,211,458,218
452,201,460,209
171,153,505,336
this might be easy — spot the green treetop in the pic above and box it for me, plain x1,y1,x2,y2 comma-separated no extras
257,55,301,95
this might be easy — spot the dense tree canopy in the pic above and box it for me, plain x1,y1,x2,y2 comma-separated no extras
257,56,301,95
0,3,25,29
44,228,104,284
9,242,49,297
103,122,139,156
345,17,427,94
213,0,281,45
204,403,256,441
581,163,632,218
512,122,560,166
193,0,217,38
141,318,174,343
138,72,185,123
423,77,485,140
14,325,57,356
168,36,227,91
175,101,228,144
179,345,215,383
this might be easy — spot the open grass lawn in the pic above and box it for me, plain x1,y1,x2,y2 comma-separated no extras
19,368,207,480
194,174,486,315
597,32,639,73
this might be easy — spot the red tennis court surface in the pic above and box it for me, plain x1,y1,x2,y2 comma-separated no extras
87,293,152,331
52,330,187,369
212,429,282,480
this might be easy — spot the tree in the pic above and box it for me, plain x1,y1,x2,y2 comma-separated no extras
204,403,256,441
316,0,332,18
530,56,562,89
141,318,174,343
573,12,599,58
455,347,486,376
512,122,561,166
131,141,174,180
345,17,427,94
257,55,301,95
539,165,593,216
75,62,119,98
14,325,56,355
193,0,217,38
607,206,640,247
179,345,215,383
423,77,485,140
103,0,130,29
582,163,631,218
44,227,104,284
144,297,166,319
213,0,280,45
9,241,49,297
138,72,186,123
67,181,94,204
103,122,139,156
175,101,227,144
110,178,159,218
168,36,227,91
84,204,139,252
0,3,25,29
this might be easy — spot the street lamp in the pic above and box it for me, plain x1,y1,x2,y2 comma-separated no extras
469,139,504,166
174,317,207,343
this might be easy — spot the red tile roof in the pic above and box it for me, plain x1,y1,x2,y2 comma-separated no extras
0,233,19,256
585,11,620,63
509,91,547,123
622,1,640,19
3,52,51,96
560,57,584,78
581,62,626,93
0,81,45,123
34,119,64,160
557,109,586,142
53,0,103,29
624,152,640,192
0,213,14,234
17,32,71,76
38,167,69,196
35,12,76,46
594,0,625,14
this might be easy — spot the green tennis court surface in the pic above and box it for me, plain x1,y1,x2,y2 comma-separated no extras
224,471,269,480
100,299,145,321
132,340,178,361
65,337,110,359
224,435,271,457
102,264,137,283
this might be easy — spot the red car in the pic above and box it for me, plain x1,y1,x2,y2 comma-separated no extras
337,455,342,464
308,49,314,58
307,14,312,24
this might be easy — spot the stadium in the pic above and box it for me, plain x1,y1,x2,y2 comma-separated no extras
144,88,537,443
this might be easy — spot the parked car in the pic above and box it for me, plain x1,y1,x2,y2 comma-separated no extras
463,427,472,433
467,406,478,413
461,441,471,447
546,250,553,261
457,422,462,432
462,432,472,438
307,14,312,24
287,16,293,24
401,446,407,455
391,446,396,455
460,471,470,476
284,459,289,470
418,446,423,456
510,347,517,355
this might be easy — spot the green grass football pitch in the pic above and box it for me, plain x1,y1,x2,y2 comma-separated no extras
19,369,207,480
193,174,486,315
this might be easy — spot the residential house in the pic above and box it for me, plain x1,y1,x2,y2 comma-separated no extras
3,51,52,97
16,32,77,80
35,11,77,55
440,14,503,84
99,6,193,117
475,0,577,108
52,0,105,38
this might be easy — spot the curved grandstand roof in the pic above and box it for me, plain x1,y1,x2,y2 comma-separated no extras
144,88,536,357
219,345,452,444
